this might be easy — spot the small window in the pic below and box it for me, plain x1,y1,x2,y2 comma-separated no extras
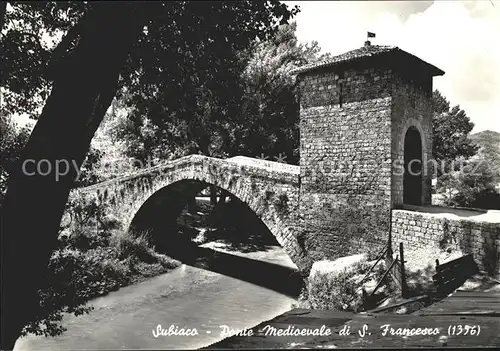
339,82,343,108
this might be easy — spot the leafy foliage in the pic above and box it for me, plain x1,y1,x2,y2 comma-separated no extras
233,22,326,164
74,147,103,187
2,3,301,340
0,115,103,200
437,156,500,209
432,90,479,173
1,2,312,197
113,21,324,165
470,130,500,185
0,115,31,202
431,91,499,209
1,2,89,117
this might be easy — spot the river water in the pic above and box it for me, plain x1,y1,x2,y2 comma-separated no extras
14,242,299,350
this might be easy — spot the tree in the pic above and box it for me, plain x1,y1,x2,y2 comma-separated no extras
438,156,499,209
234,22,326,165
113,21,324,166
111,21,322,204
2,1,300,125
470,130,500,186
1,2,300,347
1,3,148,348
432,90,479,175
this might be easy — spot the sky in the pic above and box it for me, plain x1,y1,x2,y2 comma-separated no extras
285,0,500,133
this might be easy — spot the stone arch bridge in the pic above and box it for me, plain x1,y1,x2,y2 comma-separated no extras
71,155,309,270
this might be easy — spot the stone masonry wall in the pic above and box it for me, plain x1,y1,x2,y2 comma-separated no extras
298,64,395,263
392,210,500,274
299,63,394,109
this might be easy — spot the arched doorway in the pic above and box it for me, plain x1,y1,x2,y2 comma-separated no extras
403,126,422,205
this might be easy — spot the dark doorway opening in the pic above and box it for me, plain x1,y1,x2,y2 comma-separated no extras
403,127,422,205
128,182,303,297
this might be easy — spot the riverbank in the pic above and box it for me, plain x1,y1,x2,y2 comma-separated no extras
14,242,299,351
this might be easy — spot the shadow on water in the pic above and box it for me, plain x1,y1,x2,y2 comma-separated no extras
162,240,303,299
147,192,304,298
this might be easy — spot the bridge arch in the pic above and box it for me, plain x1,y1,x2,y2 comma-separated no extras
127,177,291,259
73,155,307,271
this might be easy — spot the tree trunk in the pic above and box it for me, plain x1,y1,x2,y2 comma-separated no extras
0,4,146,349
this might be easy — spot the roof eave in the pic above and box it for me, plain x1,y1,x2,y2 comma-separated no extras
291,48,445,77
393,48,445,77
291,54,375,76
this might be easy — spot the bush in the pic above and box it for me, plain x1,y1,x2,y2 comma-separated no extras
0,116,31,203
306,268,362,312
437,157,500,209
63,228,112,251
111,231,157,263
297,259,390,313
22,226,179,337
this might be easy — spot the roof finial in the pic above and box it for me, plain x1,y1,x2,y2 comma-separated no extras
366,31,376,47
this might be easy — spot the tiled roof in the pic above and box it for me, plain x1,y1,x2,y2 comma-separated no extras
290,44,444,76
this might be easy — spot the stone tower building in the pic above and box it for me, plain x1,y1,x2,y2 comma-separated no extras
291,42,444,264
